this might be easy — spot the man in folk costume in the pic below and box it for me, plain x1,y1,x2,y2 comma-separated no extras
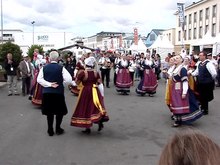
190,51,217,115
170,55,203,127
136,53,158,96
115,54,132,95
71,56,109,134
37,51,72,136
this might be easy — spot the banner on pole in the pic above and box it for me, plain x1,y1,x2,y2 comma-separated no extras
177,3,185,24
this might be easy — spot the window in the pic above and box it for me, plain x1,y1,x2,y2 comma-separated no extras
184,16,187,25
205,7,209,19
188,29,191,40
212,5,217,17
178,31,181,41
194,12,197,23
205,25,209,34
150,34,155,41
199,27,203,38
189,14,192,24
212,23,216,36
199,10,203,21
184,30,187,40
179,18,181,27
193,28,197,39
169,33,171,41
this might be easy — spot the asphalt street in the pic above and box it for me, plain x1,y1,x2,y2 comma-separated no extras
0,77,220,165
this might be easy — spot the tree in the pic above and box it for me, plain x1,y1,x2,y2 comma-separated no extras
0,42,22,63
27,45,44,59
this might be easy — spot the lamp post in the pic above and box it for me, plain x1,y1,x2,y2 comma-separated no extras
31,21,35,45
1,0,3,44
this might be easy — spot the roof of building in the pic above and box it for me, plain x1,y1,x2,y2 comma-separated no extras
151,29,165,36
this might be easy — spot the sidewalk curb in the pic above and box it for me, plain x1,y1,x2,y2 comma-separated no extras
0,82,7,88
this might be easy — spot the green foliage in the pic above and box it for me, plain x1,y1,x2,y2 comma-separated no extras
27,45,44,59
0,42,22,63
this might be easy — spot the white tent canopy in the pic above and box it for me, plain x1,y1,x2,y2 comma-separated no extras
149,35,174,60
128,39,147,53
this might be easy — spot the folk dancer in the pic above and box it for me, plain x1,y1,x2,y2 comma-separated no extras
136,53,158,96
31,54,47,106
115,54,132,95
37,51,72,136
169,55,203,127
69,55,85,96
190,51,217,115
128,55,136,86
71,57,109,134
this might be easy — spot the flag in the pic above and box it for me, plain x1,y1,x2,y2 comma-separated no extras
134,28,138,45
177,3,185,24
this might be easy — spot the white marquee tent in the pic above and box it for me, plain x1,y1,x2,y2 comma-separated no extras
128,39,147,54
149,35,174,60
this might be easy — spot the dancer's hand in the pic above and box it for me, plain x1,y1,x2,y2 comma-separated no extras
51,82,59,88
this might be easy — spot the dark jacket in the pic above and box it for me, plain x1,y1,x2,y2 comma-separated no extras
4,59,19,76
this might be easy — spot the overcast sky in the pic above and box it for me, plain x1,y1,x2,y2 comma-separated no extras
2,0,195,37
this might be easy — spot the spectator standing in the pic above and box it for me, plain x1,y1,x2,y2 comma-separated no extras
4,53,19,96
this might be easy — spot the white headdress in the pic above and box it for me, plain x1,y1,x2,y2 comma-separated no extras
85,57,95,67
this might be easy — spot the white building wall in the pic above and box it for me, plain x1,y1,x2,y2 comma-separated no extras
175,0,220,46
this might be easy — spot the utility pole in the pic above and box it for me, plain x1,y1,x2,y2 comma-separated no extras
1,0,3,44
31,21,35,45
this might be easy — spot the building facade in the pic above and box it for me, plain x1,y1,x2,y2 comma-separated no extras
1,30,75,53
175,0,220,53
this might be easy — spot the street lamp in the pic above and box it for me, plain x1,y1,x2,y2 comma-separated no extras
31,21,35,45
1,0,3,44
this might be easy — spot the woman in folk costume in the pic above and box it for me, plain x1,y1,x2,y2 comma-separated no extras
169,55,203,127
31,54,47,105
70,57,109,134
136,53,158,96
115,54,132,95
164,57,175,110
69,55,85,96
183,56,199,98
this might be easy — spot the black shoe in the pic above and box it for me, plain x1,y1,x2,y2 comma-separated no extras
98,122,104,131
47,129,54,136
8,93,12,96
106,86,110,88
28,95,32,100
82,128,91,134
14,93,20,96
56,128,64,135
172,121,181,127
203,110,209,115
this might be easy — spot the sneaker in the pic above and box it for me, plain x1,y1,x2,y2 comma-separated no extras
8,93,12,96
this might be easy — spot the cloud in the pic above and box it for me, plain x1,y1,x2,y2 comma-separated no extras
2,0,197,37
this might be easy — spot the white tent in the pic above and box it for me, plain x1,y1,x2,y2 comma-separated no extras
149,35,174,60
128,39,147,53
